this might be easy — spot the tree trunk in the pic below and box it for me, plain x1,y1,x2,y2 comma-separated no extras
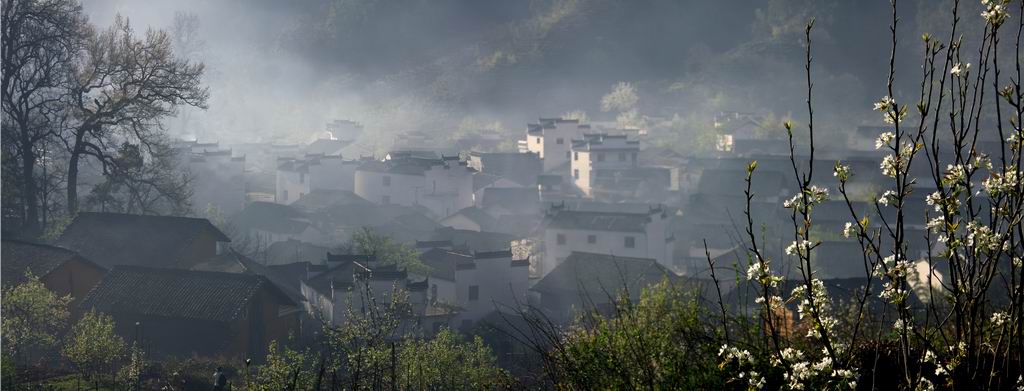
19,141,39,234
66,130,85,215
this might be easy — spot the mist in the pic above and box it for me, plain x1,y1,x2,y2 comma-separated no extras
76,0,959,147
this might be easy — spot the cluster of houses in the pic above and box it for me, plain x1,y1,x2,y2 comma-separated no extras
3,113,962,362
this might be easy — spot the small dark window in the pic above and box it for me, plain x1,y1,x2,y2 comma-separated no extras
536,137,541,143
625,236,636,248
556,233,566,245
574,151,579,161
556,138,564,145
587,234,597,244
469,285,479,301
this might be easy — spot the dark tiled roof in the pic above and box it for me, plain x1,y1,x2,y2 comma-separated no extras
415,240,453,249
545,210,653,233
474,249,512,259
81,266,293,322
232,202,309,235
481,187,540,214
1,240,102,286
56,213,229,269
291,189,371,213
444,207,497,230
266,239,330,266
531,252,675,298
429,227,519,252
419,248,474,281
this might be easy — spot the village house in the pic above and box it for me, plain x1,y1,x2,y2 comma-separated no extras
80,266,300,361
300,254,447,331
530,251,678,324
466,151,542,187
56,212,231,270
354,154,475,218
276,155,362,205
1,239,107,308
418,247,529,328
187,148,247,216
539,203,674,276
569,133,640,197
521,118,591,173
325,119,364,141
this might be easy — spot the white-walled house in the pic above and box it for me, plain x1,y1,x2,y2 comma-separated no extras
300,257,433,327
276,156,361,204
419,247,529,327
276,159,311,205
354,156,476,218
524,118,590,173
539,204,674,276
570,134,640,197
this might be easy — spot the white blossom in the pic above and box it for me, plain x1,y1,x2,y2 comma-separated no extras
991,311,1010,327
875,131,895,150
951,62,971,77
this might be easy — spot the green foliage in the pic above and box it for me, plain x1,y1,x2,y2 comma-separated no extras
351,227,430,274
1,272,71,363
252,340,320,391
552,280,725,389
62,311,125,384
396,329,509,390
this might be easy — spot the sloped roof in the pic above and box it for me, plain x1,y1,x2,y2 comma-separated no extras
81,266,293,322
56,212,229,269
265,239,330,266
531,252,675,299
232,202,309,235
420,248,474,281
290,189,371,213
545,210,653,233
482,187,540,215
191,251,306,304
307,138,352,156
443,207,498,230
429,227,520,252
2,239,103,286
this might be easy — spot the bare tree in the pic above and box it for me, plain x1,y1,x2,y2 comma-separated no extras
1,0,88,234
64,15,208,214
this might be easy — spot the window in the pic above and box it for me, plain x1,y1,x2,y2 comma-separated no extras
597,153,605,162
625,236,636,248
574,151,579,161
469,285,479,301
587,234,597,244
382,195,390,204
556,233,566,245
382,175,391,186
573,169,579,179
556,138,564,145
536,137,541,143
430,284,438,303
618,152,626,161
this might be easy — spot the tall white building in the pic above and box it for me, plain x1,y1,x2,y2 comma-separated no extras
539,204,674,276
569,134,640,197
353,155,476,218
523,118,590,173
